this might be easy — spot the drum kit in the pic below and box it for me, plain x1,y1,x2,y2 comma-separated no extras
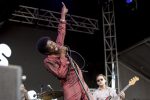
27,90,63,100
22,75,63,100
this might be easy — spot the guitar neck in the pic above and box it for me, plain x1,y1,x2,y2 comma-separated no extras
118,76,139,95
119,84,130,94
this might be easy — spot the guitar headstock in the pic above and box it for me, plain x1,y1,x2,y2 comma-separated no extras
129,76,139,86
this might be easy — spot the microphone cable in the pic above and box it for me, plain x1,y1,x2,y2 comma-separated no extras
65,45,86,70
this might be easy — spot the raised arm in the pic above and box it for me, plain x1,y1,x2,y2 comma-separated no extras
56,2,68,46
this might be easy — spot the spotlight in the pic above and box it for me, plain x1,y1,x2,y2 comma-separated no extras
125,0,137,11
126,0,133,4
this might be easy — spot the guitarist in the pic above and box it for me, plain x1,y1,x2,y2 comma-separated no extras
93,74,125,100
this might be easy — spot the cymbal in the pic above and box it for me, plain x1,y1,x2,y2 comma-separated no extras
40,90,63,99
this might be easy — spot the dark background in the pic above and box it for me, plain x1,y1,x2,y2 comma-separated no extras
0,0,149,96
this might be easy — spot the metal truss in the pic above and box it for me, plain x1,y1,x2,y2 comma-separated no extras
102,0,120,91
9,5,99,34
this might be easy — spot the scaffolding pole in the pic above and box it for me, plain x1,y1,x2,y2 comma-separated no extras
102,0,120,92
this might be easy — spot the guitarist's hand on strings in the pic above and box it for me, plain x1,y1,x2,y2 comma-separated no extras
118,91,125,100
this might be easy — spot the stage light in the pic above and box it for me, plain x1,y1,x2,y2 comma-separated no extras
126,0,133,4
125,0,137,11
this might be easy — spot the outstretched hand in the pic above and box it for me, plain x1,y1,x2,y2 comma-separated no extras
61,2,68,15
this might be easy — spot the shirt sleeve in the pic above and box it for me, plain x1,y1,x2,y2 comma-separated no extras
44,56,69,79
56,21,66,46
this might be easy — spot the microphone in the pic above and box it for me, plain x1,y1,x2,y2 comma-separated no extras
59,46,68,52
47,84,53,91
56,45,68,54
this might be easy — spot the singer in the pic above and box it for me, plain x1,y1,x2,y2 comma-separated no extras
36,2,94,100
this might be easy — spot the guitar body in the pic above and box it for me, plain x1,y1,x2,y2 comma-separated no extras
105,96,112,100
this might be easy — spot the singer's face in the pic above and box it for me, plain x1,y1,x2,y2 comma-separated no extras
46,40,59,53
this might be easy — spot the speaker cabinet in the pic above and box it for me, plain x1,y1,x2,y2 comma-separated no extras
0,65,22,100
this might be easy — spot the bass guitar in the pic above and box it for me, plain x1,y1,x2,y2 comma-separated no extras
105,76,139,100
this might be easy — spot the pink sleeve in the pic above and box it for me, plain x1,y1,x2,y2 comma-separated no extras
56,22,66,46
44,56,69,79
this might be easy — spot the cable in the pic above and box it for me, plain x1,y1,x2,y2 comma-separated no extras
65,45,86,69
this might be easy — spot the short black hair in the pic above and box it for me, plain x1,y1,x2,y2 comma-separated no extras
36,36,50,55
